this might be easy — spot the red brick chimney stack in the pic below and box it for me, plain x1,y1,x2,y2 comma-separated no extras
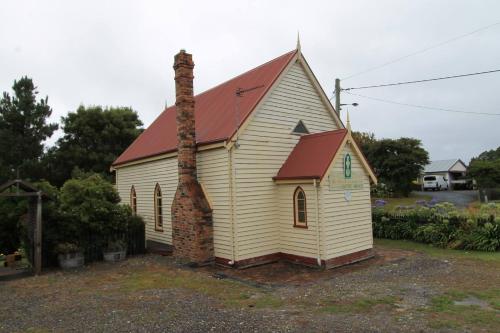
173,50,197,183
171,50,214,265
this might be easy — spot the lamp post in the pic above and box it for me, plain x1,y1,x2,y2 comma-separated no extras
340,103,359,108
335,78,359,116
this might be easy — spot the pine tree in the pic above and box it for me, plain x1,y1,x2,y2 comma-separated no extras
0,77,58,182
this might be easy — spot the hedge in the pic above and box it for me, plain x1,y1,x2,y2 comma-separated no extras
372,203,500,252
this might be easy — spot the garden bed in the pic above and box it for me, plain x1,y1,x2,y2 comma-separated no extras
373,202,500,251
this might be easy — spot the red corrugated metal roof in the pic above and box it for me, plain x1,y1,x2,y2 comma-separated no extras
113,50,297,166
274,129,348,181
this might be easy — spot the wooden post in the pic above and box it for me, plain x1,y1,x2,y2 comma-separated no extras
34,192,42,275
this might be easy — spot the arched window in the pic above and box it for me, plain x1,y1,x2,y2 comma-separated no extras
154,183,163,231
130,186,137,214
293,187,307,228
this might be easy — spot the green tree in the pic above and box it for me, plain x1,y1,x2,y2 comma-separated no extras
0,77,58,182
474,146,500,161
44,105,143,186
468,146,500,188
356,135,429,197
352,131,376,155
0,197,25,254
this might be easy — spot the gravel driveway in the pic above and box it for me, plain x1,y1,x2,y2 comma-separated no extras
1,244,499,333
415,190,478,207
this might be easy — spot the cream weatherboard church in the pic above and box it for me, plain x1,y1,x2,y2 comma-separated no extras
112,42,377,268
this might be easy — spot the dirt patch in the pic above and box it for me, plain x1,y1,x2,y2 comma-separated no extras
454,296,493,309
204,247,417,286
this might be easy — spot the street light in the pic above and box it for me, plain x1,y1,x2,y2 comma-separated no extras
340,102,359,107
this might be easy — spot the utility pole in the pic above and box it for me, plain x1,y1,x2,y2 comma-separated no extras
335,78,341,116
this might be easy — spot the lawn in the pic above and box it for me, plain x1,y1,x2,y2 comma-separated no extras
375,238,500,262
372,192,432,212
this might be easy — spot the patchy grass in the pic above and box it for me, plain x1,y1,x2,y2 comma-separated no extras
322,296,398,314
425,289,500,330
24,328,51,333
119,267,282,309
375,238,500,263
372,193,432,212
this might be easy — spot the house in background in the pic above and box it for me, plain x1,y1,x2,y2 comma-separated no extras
423,159,468,190
112,42,377,269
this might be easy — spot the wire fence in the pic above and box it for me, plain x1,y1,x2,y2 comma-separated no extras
41,222,146,268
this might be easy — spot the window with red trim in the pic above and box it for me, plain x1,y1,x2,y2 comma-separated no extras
154,183,163,231
293,187,307,228
130,186,137,214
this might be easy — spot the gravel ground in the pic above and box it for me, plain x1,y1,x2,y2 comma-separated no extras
1,245,498,333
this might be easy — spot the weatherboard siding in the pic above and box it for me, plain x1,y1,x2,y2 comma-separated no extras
116,157,176,245
197,148,232,259
320,144,373,259
115,148,232,259
233,61,339,261
277,184,320,258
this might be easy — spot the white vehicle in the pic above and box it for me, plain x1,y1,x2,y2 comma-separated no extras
423,175,449,191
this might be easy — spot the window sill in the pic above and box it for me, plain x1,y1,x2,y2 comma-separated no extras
154,228,164,232
293,224,308,229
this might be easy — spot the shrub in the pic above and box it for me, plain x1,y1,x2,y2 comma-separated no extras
464,219,500,252
58,174,145,261
1,175,145,267
55,242,81,254
105,239,127,252
17,181,65,266
0,197,24,254
60,174,123,237
373,203,499,252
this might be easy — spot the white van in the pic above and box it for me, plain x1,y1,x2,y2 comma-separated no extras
423,175,449,191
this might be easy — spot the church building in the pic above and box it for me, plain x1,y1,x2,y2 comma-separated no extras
112,42,377,268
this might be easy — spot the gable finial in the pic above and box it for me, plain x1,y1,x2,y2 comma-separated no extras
296,31,301,52
346,110,352,132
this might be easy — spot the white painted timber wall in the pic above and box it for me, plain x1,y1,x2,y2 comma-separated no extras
320,143,373,259
116,157,176,245
115,147,232,259
450,161,467,172
277,184,320,258
233,61,339,261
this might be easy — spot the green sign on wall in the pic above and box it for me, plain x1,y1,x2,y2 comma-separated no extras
344,153,352,179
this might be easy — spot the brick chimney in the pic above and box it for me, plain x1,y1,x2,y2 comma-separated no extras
171,50,214,265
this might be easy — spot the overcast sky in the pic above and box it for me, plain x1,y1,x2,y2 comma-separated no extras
1,0,499,163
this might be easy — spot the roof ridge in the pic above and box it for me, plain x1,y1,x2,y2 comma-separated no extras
301,128,347,139
163,50,297,109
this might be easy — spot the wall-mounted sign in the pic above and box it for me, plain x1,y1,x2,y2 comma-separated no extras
344,153,352,179
344,190,352,202
328,172,363,191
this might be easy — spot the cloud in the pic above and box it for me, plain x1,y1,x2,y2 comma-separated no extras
1,0,499,162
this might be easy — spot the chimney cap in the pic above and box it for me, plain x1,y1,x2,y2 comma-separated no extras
180,49,186,53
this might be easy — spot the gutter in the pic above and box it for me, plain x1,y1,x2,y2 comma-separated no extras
314,179,321,267
228,146,237,265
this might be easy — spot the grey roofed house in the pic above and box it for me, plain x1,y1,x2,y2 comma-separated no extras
423,159,468,189
424,159,467,173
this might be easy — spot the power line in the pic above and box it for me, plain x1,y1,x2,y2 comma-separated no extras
344,91,500,116
343,68,500,91
341,20,500,81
